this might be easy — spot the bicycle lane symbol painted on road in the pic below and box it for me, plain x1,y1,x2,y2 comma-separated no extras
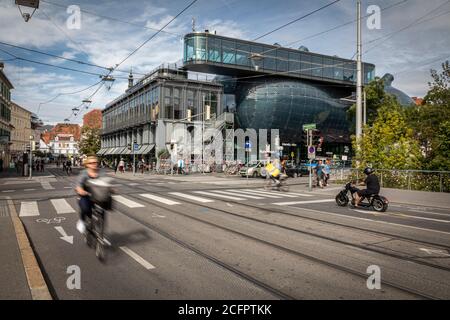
36,217,66,224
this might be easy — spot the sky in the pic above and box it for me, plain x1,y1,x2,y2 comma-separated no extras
0,0,449,125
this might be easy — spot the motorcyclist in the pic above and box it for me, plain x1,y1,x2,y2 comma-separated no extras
75,155,101,233
351,167,380,207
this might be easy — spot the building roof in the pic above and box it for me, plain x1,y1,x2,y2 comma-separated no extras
10,101,32,115
0,65,14,89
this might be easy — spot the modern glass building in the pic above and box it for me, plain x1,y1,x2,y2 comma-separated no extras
182,32,376,160
99,65,223,162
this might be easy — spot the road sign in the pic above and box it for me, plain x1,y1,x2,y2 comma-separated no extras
303,123,316,131
308,146,316,160
133,143,139,151
342,155,348,161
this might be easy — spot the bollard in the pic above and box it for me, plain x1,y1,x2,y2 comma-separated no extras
407,171,411,190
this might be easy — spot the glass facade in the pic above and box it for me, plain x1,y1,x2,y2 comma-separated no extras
184,33,375,85
102,72,222,135
235,77,353,144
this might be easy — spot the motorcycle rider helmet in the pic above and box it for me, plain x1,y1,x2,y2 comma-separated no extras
363,167,374,175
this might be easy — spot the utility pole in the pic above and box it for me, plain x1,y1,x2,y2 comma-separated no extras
356,0,363,140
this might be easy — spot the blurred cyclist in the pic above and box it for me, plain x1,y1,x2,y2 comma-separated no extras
75,155,101,233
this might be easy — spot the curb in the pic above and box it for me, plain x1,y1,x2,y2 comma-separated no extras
7,199,52,300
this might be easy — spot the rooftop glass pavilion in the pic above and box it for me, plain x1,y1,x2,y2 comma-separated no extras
183,32,375,85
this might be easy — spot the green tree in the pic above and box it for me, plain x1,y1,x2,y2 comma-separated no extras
347,77,386,129
353,96,422,170
405,61,450,170
78,127,100,156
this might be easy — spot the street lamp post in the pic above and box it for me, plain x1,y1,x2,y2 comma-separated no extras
29,135,33,180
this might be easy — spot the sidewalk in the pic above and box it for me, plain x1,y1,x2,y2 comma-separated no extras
0,199,52,300
0,200,32,299
298,182,450,209
0,167,53,180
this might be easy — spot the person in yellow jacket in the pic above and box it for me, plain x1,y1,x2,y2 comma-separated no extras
265,158,282,185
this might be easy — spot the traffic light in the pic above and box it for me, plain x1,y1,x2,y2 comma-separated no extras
312,130,322,147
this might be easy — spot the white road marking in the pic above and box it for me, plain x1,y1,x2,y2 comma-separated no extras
291,206,450,236
2,190,14,193
24,189,36,191
120,246,155,270
393,213,450,224
19,201,40,217
128,183,140,186
419,248,450,257
252,189,298,198
64,187,72,189
352,209,380,215
41,181,54,190
235,190,282,198
281,191,313,197
274,199,336,206
112,195,145,208
193,191,246,201
54,226,73,244
407,209,450,217
223,190,264,199
139,193,181,206
168,192,214,203
50,199,76,214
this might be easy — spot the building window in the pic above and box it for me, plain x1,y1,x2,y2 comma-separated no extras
208,38,220,62
222,40,236,64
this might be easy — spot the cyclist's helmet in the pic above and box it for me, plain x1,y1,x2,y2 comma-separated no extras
363,167,374,175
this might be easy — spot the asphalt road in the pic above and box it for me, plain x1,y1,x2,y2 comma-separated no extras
2,165,450,299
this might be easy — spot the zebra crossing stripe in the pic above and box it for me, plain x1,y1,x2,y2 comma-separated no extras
19,201,40,217
169,192,214,203
41,181,54,190
139,193,181,205
218,190,264,199
50,199,76,214
112,195,145,208
193,191,246,201
249,189,298,198
235,189,283,198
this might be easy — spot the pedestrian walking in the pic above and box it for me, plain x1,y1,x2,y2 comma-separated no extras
40,159,45,172
118,159,125,173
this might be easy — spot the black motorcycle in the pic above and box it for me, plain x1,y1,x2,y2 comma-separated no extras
335,182,389,212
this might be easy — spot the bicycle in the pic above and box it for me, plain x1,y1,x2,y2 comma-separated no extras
264,174,289,192
84,203,107,262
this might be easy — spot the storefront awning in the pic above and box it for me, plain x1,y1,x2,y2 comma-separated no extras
121,147,131,155
97,148,107,155
139,144,155,155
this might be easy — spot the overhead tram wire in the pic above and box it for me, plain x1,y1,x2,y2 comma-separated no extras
39,7,92,61
0,41,147,76
252,0,342,41
40,0,183,38
36,79,103,115
364,0,450,54
61,0,199,122
250,0,410,61
0,46,129,78
282,0,410,48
